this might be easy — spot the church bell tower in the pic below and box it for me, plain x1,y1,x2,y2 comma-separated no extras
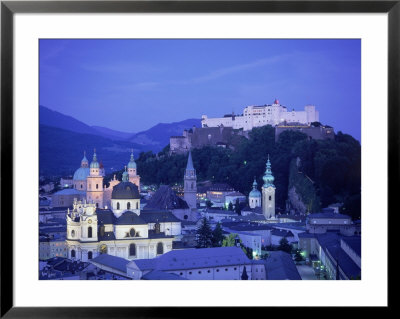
262,155,276,219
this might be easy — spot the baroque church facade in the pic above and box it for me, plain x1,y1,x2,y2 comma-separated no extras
66,151,181,262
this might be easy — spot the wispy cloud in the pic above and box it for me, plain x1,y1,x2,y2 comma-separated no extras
175,54,290,85
81,62,168,74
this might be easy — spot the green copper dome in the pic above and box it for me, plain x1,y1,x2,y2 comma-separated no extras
249,178,261,198
90,150,100,169
127,150,136,169
263,155,275,188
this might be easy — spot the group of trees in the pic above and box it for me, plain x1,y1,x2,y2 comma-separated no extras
195,218,225,248
134,125,361,219
195,218,253,258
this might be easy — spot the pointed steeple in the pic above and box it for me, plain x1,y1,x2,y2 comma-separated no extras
186,151,194,170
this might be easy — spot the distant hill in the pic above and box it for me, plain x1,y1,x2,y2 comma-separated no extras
39,125,148,176
91,125,134,141
39,105,202,175
39,105,100,136
128,119,202,152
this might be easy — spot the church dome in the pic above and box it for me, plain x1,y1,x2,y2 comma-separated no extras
73,167,90,181
249,178,261,198
112,181,140,200
249,189,261,198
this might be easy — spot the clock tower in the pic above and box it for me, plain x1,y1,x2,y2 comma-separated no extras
262,155,276,219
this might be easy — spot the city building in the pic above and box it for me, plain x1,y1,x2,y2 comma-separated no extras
126,246,266,280
201,99,319,131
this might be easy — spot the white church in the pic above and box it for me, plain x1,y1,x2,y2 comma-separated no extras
66,151,183,262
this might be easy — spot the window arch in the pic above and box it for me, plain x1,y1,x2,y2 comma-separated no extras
129,228,135,237
96,184,99,189
88,251,93,259
127,202,131,210
71,230,75,238
129,244,136,256
88,226,92,238
71,250,76,258
136,202,138,209
117,202,120,210
157,242,164,255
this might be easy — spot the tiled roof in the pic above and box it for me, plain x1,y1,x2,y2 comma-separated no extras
90,254,130,273
140,210,181,223
270,229,294,237
97,209,115,225
307,212,351,219
144,185,189,210
141,270,187,280
341,236,361,257
116,211,147,225
265,251,301,280
132,246,252,272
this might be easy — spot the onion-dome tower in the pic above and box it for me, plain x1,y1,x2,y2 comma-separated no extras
262,155,276,219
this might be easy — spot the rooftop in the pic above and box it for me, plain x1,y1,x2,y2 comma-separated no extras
265,251,301,280
90,254,130,273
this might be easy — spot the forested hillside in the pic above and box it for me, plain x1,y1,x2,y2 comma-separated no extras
133,125,361,219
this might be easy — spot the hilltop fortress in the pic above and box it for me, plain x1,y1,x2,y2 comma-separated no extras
201,99,319,130
170,100,334,154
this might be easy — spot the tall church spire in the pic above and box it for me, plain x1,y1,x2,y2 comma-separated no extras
184,151,197,210
186,150,194,170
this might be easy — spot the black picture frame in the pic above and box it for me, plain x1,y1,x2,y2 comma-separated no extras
1,0,396,317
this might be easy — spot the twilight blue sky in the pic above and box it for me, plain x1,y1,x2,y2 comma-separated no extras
40,39,361,141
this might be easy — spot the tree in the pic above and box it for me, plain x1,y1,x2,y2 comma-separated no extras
211,222,224,247
195,218,213,248
228,202,233,211
294,250,304,262
235,198,241,215
241,266,249,280
278,237,292,253
222,233,239,247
